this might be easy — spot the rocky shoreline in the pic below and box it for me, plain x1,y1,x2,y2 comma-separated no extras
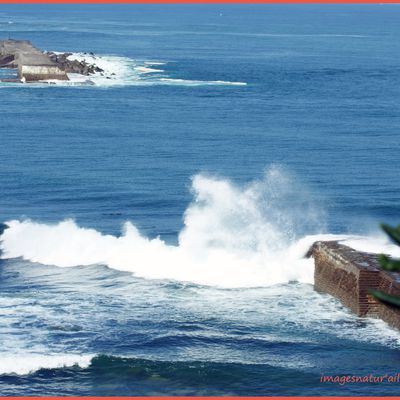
0,39,103,82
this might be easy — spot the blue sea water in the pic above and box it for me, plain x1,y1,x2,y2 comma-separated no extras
0,4,400,396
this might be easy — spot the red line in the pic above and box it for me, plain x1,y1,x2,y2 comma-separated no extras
0,0,399,3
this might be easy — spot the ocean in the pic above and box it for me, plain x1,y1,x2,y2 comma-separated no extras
0,4,400,396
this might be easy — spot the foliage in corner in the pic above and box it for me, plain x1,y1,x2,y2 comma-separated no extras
368,224,400,308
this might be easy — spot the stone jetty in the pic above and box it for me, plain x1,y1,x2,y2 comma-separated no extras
0,39,103,82
308,241,400,330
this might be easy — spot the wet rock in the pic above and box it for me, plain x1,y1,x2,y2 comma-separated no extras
46,51,104,76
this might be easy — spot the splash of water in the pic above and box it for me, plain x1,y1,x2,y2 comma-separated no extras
0,168,320,287
1,168,395,287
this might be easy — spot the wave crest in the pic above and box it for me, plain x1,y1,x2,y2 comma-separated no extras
0,168,331,287
3,168,398,287
0,354,93,376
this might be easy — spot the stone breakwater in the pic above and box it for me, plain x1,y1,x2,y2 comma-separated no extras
0,39,103,82
308,241,400,330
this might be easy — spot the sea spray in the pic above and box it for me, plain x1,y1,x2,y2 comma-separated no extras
0,169,318,287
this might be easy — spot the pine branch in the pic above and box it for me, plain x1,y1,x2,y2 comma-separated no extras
368,289,400,308
379,254,400,272
381,223,400,246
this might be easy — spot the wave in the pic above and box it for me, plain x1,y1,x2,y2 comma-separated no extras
0,352,312,378
0,353,93,376
64,53,247,87
0,353,305,378
0,167,397,288
0,168,321,287
0,52,246,88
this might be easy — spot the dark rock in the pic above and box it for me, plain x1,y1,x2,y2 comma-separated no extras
46,51,104,76
0,54,16,68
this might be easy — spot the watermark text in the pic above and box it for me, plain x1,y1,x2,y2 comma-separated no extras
320,373,400,385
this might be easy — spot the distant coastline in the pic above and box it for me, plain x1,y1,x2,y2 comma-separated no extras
0,39,247,87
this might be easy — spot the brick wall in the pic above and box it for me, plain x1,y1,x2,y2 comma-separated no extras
309,241,400,330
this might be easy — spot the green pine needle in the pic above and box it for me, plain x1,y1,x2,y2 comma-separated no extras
368,223,400,308
380,223,400,246
368,289,400,308
379,254,400,272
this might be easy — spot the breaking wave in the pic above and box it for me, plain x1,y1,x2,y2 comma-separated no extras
0,167,398,288
0,353,93,376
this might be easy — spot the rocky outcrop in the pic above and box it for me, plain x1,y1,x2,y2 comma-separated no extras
46,52,103,76
308,241,400,330
0,39,103,82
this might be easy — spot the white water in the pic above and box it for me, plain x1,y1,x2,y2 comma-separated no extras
0,353,93,376
1,168,398,288
44,53,247,87
0,52,246,88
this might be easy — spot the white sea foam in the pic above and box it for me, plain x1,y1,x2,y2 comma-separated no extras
36,52,247,88
0,52,246,88
340,236,400,257
0,353,93,375
158,78,246,86
135,66,164,74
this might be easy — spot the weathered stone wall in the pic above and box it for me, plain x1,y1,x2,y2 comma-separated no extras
18,65,68,81
309,241,400,330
